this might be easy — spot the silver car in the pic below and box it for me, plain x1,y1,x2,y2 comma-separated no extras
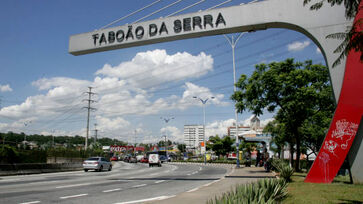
83,157,112,172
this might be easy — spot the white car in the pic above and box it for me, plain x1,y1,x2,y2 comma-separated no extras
148,153,161,167
83,157,112,172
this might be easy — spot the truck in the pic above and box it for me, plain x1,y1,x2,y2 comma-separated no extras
148,153,161,167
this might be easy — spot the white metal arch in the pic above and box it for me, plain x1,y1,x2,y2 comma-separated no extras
69,0,351,101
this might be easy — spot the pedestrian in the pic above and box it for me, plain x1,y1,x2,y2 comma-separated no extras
256,150,261,167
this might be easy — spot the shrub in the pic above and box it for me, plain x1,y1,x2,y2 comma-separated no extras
0,145,20,163
207,178,288,204
278,165,294,182
272,159,294,182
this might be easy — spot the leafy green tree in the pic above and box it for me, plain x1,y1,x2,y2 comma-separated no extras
177,143,186,152
208,135,234,157
232,59,335,171
304,0,362,66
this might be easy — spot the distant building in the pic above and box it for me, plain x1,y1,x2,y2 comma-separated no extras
184,125,204,150
228,116,273,154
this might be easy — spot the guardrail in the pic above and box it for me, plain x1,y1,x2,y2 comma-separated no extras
0,163,82,176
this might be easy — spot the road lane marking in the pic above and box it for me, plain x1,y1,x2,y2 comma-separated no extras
19,201,41,204
203,180,220,187
114,195,176,204
150,173,159,176
132,184,147,188
60,193,88,199
103,188,121,193
56,183,91,189
187,173,191,176
154,180,165,183
187,187,200,192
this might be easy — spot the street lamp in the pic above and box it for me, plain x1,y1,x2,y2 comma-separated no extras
160,116,174,160
193,96,214,165
162,135,167,161
224,33,245,168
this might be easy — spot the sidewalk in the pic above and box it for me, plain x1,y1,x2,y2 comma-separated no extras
148,166,275,204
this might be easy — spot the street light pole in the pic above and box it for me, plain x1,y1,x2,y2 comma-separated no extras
160,116,174,160
193,96,214,165
162,135,167,160
224,33,245,168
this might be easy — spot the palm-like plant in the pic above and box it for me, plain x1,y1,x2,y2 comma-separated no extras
303,0,362,67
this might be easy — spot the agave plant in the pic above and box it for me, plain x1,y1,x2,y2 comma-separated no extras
278,165,294,182
207,178,288,204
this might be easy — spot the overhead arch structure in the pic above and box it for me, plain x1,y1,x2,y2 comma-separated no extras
69,0,363,183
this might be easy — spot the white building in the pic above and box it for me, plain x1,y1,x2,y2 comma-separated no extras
184,125,204,150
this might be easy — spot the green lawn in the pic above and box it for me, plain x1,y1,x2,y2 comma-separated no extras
283,173,363,204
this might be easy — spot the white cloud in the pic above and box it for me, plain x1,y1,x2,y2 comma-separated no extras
0,84,12,92
161,126,184,143
206,118,235,138
95,116,130,131
0,50,226,141
316,47,322,54
95,49,213,89
287,40,311,51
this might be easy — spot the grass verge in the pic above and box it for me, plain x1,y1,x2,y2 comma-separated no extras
283,173,363,204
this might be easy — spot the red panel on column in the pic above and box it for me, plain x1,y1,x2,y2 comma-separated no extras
305,2,363,183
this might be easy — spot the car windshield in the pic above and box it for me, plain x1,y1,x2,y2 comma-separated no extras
86,157,99,161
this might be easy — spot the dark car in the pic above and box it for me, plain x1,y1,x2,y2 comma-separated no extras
123,155,131,162
159,155,167,163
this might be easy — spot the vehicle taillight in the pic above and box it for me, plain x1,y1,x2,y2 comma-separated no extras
95,162,99,165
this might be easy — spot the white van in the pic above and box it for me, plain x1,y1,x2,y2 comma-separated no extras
148,153,161,167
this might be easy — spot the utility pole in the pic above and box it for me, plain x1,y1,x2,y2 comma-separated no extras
83,87,96,150
94,123,98,143
52,130,55,148
134,130,137,156
162,135,167,160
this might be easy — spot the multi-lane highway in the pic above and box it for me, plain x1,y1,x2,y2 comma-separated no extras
0,162,228,204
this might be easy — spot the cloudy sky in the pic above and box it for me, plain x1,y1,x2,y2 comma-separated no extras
0,0,325,144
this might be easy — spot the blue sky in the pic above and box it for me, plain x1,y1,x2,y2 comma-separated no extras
0,0,325,144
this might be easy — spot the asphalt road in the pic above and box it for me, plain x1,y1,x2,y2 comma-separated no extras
0,162,227,204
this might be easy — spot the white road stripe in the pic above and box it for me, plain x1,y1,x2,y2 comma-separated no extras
203,180,220,187
150,173,159,176
19,201,41,204
114,195,175,204
187,187,199,193
132,184,147,188
56,183,91,189
103,188,121,193
60,193,88,199
154,180,165,183
187,174,191,176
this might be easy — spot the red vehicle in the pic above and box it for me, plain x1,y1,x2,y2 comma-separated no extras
140,157,148,163
110,156,118,161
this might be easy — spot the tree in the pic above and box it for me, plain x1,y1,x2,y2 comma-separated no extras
232,59,335,171
304,0,362,66
177,143,186,152
208,135,234,157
